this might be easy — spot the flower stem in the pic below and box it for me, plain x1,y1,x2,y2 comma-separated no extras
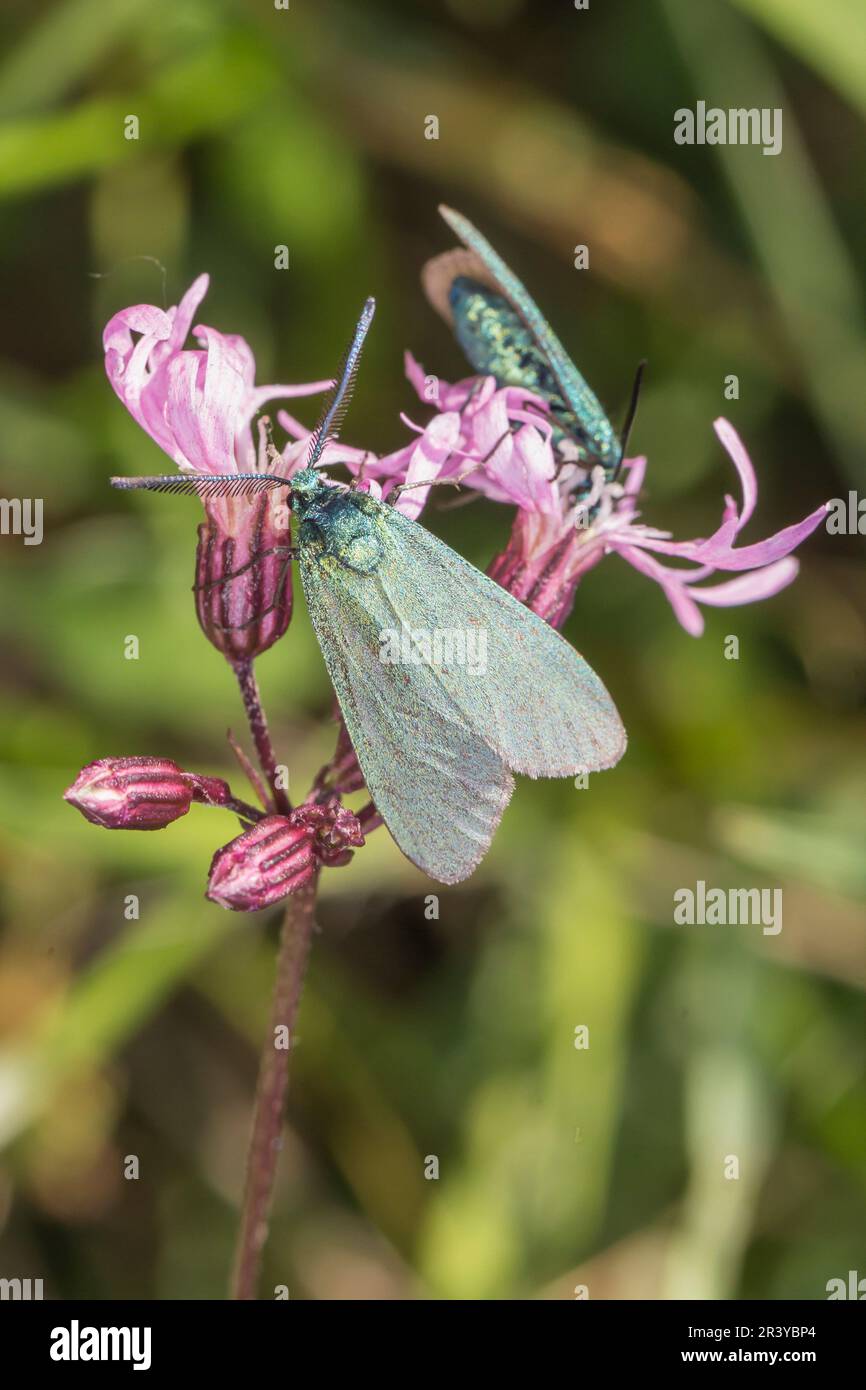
232,657,291,815
223,795,266,823
230,880,318,1300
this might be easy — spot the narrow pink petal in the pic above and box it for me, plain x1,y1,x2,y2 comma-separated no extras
634,502,828,571
688,557,800,607
404,350,483,411
246,378,333,413
276,409,310,441
219,332,257,388
102,303,171,355
162,355,204,469
163,349,243,473
169,274,209,350
404,350,430,401
395,413,462,518
633,519,740,562
105,329,162,420
136,359,188,461
714,417,757,527
617,542,705,635
199,326,248,469
621,456,647,496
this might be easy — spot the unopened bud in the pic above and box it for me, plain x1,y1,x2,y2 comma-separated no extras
207,815,316,911
195,493,293,660
65,757,229,831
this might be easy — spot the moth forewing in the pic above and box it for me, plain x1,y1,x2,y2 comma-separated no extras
371,502,627,777
297,530,515,884
430,206,621,473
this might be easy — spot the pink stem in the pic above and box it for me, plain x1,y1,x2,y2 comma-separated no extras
232,658,291,815
230,880,317,1299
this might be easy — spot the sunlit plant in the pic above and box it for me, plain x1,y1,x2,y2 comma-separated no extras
65,237,826,1297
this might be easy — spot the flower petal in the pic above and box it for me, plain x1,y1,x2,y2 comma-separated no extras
714,417,757,528
687,556,800,607
635,503,828,570
617,543,706,636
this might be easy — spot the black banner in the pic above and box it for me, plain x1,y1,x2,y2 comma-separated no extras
0,1298,859,1375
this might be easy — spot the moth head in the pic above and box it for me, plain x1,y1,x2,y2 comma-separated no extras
291,467,324,503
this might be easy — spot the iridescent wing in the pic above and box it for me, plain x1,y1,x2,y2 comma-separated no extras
298,495,625,882
299,539,515,884
374,503,626,777
423,205,619,472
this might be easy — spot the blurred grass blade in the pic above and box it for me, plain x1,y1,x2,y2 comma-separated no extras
0,34,274,199
716,804,866,898
0,0,150,120
662,0,866,479
731,0,866,119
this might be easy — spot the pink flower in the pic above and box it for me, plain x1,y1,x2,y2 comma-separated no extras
278,353,560,522
568,418,829,636
296,353,825,637
64,757,232,831
105,275,331,659
103,274,329,478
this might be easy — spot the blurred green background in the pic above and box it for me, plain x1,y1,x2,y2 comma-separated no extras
1,0,864,1301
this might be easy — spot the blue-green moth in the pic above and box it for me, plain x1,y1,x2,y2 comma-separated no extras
423,205,622,474
113,297,626,883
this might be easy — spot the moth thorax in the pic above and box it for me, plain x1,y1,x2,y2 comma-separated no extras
335,530,382,573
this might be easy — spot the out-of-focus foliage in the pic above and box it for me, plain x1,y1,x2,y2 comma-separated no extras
0,0,864,1299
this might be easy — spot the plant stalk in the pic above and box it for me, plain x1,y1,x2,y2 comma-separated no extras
232,657,291,815
230,880,317,1299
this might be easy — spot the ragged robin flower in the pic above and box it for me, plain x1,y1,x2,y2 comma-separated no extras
104,273,330,659
294,355,828,636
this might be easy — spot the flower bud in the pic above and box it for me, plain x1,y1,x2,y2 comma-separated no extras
206,799,365,911
194,492,293,660
64,757,229,831
206,815,316,911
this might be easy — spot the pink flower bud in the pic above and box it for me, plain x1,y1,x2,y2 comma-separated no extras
206,815,316,911
194,493,293,660
206,799,365,911
64,757,230,831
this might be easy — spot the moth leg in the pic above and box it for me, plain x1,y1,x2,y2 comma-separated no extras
348,451,376,491
383,428,517,506
201,550,295,632
192,545,296,593
384,464,475,506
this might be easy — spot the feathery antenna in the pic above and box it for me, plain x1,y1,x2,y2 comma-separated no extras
110,473,287,499
112,298,376,502
306,297,376,469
